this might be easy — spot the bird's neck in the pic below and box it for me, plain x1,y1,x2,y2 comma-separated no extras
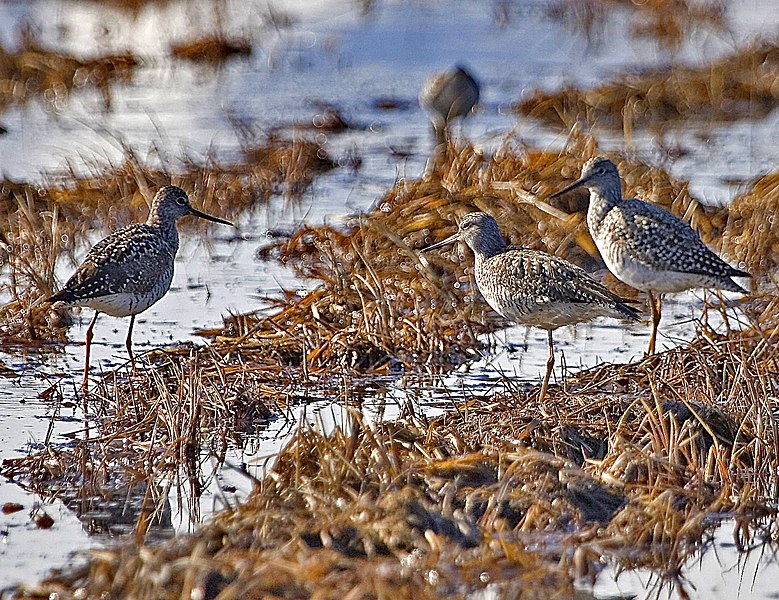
145,213,179,249
472,235,507,260
146,206,163,227
586,187,621,233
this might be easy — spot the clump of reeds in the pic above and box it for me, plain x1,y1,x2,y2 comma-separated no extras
437,294,779,531
548,0,726,52
17,334,778,600
620,0,726,49
0,28,138,114
1,342,278,535
0,188,68,346
516,40,779,131
720,171,779,274
170,36,252,63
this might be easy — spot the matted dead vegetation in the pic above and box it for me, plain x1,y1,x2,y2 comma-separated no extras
516,40,779,132
13,304,779,599
0,29,138,115
170,36,252,64
549,0,726,51
721,170,779,274
3,130,778,598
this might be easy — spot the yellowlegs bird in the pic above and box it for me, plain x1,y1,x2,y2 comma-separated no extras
419,65,480,144
47,186,234,389
548,157,750,354
423,212,638,401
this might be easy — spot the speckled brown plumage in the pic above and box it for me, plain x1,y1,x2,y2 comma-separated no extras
47,185,233,389
48,221,178,317
422,212,637,401
549,157,750,353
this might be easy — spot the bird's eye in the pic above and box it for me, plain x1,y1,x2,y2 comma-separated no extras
176,196,187,206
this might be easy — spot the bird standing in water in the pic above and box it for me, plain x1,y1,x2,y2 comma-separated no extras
419,65,480,145
423,212,638,401
47,186,234,389
548,157,749,354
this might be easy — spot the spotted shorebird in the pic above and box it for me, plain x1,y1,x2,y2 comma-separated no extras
548,157,750,354
419,65,480,145
47,186,234,389
422,212,638,401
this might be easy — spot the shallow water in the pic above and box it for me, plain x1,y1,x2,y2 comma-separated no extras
0,0,778,594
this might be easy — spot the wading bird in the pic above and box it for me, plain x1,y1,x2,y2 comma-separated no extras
548,157,749,354
419,65,480,145
47,186,234,389
422,212,638,401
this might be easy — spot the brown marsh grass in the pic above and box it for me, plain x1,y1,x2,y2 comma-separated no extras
3,131,779,597
516,40,779,133
721,170,779,274
170,36,252,64
0,29,138,115
4,129,774,566
14,312,779,600
549,0,726,52
4,126,765,492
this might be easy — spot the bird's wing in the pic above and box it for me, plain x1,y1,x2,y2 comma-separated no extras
54,225,173,301
486,249,638,320
615,200,743,277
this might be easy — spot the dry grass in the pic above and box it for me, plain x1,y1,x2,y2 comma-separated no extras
2,130,779,597
721,171,779,274
615,0,726,49
516,40,779,132
1,342,278,538
170,36,252,64
547,0,726,52
6,1,779,597
14,308,779,599
0,28,138,115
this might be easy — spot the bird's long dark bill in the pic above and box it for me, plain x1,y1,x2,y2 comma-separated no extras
548,175,589,200
421,233,460,253
189,207,235,226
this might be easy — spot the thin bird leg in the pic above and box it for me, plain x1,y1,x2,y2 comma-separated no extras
647,291,662,355
539,329,555,403
125,314,136,377
82,311,99,391
714,288,732,336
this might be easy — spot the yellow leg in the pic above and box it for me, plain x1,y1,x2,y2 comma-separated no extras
126,315,136,377
647,291,662,355
539,329,554,402
81,312,99,391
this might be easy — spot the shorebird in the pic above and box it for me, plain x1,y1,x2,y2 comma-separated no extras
47,186,234,389
548,157,750,354
422,212,638,401
419,65,480,145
